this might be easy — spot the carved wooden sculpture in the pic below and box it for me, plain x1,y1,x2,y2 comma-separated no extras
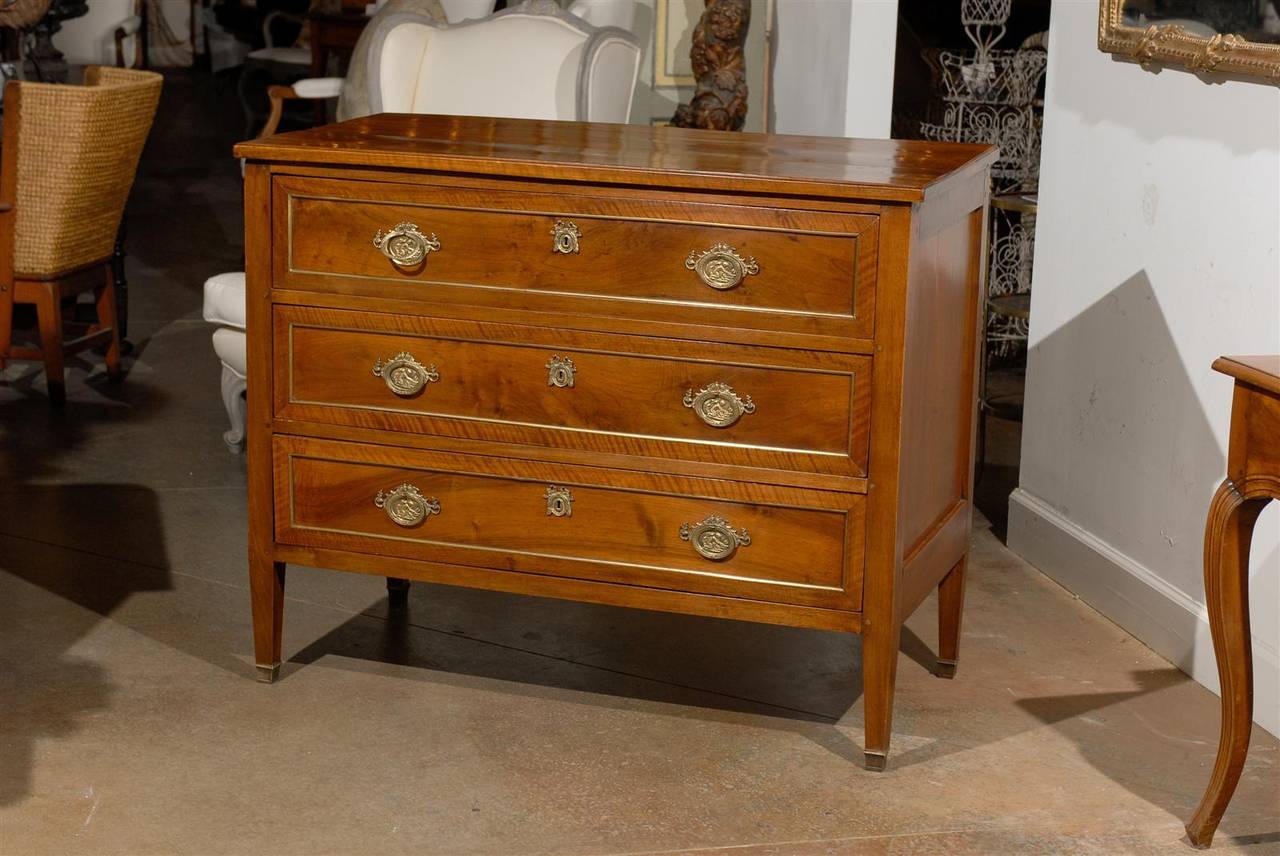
671,0,749,131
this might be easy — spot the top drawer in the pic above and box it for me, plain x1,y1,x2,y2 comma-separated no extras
273,176,878,341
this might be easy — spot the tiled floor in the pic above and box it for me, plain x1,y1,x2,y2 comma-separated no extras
0,72,1276,856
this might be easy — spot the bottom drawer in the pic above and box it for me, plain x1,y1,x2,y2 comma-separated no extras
275,436,864,611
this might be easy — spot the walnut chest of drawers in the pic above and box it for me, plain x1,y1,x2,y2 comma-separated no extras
235,114,996,769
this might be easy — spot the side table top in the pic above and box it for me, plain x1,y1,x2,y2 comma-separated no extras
1213,355,1280,396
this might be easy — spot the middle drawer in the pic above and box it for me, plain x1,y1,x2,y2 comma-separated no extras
274,306,872,483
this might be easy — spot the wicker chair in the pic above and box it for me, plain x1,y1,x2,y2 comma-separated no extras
0,66,162,406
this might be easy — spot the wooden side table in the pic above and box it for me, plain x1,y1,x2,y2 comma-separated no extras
1187,355,1280,848
308,12,369,78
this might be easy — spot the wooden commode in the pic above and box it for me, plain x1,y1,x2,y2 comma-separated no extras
235,115,996,769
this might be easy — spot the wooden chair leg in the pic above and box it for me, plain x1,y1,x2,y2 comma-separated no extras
96,267,123,382
0,281,11,371
937,557,967,678
33,281,65,406
1186,480,1266,848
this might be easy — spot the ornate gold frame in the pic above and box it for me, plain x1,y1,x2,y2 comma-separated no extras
1098,0,1280,80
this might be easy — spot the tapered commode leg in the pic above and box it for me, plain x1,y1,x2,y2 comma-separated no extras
1186,480,1267,848
862,618,901,771
937,557,967,679
250,556,286,683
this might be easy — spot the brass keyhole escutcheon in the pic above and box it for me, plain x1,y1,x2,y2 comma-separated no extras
545,485,573,517
551,220,581,254
546,355,576,388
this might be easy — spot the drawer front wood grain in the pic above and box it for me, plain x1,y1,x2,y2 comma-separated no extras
273,176,878,341
275,436,864,610
274,306,872,482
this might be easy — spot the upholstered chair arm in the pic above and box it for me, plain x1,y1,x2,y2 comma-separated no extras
260,78,344,138
114,14,144,68
584,31,640,123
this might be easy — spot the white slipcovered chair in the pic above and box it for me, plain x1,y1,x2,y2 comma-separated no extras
259,0,639,137
52,0,145,68
205,0,641,450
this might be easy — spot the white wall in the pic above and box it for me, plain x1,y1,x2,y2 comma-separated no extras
771,0,897,138
1009,0,1280,736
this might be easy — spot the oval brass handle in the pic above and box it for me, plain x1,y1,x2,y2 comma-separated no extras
684,382,755,428
374,483,441,528
685,243,759,290
551,220,581,254
680,515,751,561
373,222,440,267
373,351,439,396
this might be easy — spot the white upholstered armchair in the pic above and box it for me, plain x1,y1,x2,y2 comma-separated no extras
204,0,642,450
260,0,640,137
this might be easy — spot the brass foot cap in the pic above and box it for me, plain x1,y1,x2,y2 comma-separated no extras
864,752,888,772
255,663,280,683
936,660,958,679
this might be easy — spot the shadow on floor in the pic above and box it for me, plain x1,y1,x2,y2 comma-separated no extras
277,578,1145,773
0,488,171,808
0,370,174,807
1018,671,1280,847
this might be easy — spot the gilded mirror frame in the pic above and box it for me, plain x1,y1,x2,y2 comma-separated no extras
1098,0,1280,80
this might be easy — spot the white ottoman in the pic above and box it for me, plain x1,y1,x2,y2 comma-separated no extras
202,271,248,450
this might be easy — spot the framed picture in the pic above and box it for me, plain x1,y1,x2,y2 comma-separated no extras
654,0,699,87
1098,0,1280,81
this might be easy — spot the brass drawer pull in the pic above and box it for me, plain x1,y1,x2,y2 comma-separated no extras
373,351,439,396
373,221,440,267
685,242,758,290
545,485,573,517
546,355,576,388
684,382,754,428
551,220,581,254
680,515,751,561
374,483,440,528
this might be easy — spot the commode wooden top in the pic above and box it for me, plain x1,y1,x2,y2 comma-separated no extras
235,114,997,203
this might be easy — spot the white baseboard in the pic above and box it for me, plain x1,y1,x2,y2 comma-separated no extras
1008,487,1278,738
